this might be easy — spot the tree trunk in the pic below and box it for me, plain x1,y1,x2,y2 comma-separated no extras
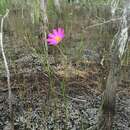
98,55,121,130
39,0,48,38
97,0,129,129
40,0,48,24
54,0,61,13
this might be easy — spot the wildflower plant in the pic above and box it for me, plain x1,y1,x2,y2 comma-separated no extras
47,27,64,46
47,27,66,60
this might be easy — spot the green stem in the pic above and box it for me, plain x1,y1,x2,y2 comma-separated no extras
56,45,67,60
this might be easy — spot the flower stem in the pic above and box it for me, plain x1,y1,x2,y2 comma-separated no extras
56,45,67,60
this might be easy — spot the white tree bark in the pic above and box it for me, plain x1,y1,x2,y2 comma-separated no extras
0,10,14,130
40,0,48,24
97,0,129,129
110,0,120,16
54,0,61,13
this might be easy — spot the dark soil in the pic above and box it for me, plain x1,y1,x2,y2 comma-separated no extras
0,5,130,130
0,50,130,130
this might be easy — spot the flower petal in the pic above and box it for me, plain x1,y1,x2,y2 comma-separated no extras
48,42,57,46
53,29,58,36
58,28,62,34
48,33,56,38
47,27,64,46
61,28,64,34
47,38,57,45
57,28,64,38
61,33,64,38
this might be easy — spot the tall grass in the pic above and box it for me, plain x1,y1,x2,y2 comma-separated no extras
0,0,9,14
1,0,128,129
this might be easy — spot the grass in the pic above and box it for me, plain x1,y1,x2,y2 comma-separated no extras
3,0,113,100
0,0,129,130
0,0,9,14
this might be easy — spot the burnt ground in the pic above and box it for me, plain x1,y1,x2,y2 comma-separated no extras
0,5,130,130
0,48,130,130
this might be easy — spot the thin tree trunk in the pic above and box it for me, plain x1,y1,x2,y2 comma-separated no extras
40,0,48,25
98,55,121,130
97,0,129,129
54,0,61,13
39,0,48,40
0,10,14,130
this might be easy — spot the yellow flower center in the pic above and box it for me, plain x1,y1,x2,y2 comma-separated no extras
55,36,61,43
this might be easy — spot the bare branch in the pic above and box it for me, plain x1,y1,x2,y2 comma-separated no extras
84,17,122,30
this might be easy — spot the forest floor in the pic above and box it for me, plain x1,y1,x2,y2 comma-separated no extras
0,4,130,130
0,37,130,130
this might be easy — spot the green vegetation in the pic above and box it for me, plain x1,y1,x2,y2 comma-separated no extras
0,0,9,14
0,0,129,130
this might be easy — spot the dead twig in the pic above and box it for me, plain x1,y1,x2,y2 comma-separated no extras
84,17,122,30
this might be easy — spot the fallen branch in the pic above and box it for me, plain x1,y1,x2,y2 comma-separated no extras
0,87,19,93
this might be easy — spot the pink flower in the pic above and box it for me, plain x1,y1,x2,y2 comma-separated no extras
47,28,64,46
